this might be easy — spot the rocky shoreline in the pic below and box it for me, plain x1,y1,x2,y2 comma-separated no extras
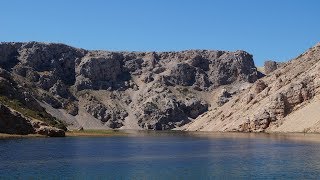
0,129,125,138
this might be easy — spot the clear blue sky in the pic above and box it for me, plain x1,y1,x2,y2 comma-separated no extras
1,0,319,66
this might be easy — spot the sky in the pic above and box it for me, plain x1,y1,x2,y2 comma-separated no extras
1,0,319,66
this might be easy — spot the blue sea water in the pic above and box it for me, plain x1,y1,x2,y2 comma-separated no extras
1,132,320,179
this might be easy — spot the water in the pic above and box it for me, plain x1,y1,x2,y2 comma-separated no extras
1,132,320,179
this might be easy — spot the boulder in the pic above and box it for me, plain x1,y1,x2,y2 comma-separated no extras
217,89,232,106
35,126,65,137
181,98,208,119
264,60,279,74
255,80,267,94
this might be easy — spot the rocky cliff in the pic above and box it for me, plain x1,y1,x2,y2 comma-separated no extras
182,43,320,133
0,103,65,137
0,42,259,131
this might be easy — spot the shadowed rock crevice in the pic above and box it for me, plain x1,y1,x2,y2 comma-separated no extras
0,103,34,135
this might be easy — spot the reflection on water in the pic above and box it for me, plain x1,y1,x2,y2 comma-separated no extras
1,131,320,179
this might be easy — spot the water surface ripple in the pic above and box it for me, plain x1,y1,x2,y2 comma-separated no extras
1,132,320,179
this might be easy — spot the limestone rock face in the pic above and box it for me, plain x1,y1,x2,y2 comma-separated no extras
0,68,44,112
0,43,21,70
83,94,127,128
0,42,260,131
168,63,197,86
49,80,69,98
6,41,319,133
208,50,258,86
16,42,85,85
131,84,188,130
75,51,124,90
183,43,320,133
139,98,188,130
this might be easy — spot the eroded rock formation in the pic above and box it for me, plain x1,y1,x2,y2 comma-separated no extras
183,43,320,133
0,42,259,131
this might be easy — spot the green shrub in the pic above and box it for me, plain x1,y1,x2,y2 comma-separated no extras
0,95,66,130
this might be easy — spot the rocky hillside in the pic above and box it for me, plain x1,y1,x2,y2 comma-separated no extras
182,43,320,133
0,42,259,131
0,66,66,136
